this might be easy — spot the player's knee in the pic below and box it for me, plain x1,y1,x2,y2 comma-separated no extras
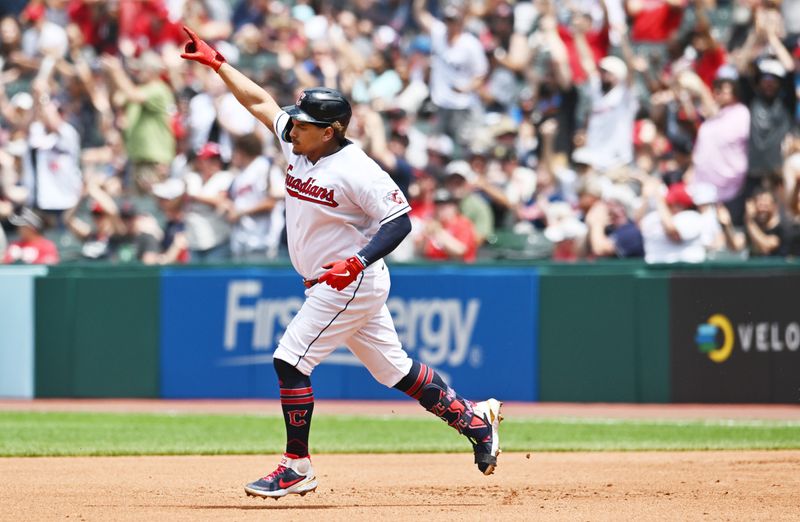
273,357,311,388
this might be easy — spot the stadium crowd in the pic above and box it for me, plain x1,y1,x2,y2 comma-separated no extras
0,0,798,265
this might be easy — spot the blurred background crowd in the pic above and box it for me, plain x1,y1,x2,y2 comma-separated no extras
0,0,798,265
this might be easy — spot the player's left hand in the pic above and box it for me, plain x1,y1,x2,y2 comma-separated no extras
318,256,365,291
180,26,226,71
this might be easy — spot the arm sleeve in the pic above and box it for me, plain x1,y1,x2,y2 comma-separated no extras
356,213,412,266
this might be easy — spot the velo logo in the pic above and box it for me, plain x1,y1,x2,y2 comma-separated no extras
694,314,734,363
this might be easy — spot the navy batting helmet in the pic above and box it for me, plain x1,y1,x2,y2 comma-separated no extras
281,87,352,142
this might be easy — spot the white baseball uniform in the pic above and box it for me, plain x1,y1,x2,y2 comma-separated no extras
271,111,414,385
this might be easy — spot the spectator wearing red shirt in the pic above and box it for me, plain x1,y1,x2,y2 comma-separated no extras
691,10,727,88
419,189,479,263
67,0,120,55
555,7,610,85
627,0,686,43
3,208,59,264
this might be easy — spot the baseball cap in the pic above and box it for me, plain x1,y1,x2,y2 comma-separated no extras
10,92,34,111
119,201,138,219
151,178,186,200
544,202,587,243
603,184,638,216
427,134,454,158
571,147,593,167
196,142,222,160
9,208,43,231
444,160,476,183
665,182,694,208
757,58,786,79
129,50,164,73
90,201,106,215
433,188,458,204
23,3,46,23
491,117,518,138
599,56,628,83
442,1,464,20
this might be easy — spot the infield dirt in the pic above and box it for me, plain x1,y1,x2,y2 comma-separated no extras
3,451,799,521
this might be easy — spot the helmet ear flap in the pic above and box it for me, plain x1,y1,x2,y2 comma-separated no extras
281,119,294,143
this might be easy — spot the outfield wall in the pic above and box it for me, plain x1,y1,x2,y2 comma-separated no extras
16,261,800,403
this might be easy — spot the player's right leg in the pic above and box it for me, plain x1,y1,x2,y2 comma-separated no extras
244,359,318,499
245,272,384,499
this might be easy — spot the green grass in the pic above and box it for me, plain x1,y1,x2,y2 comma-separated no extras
1,412,799,457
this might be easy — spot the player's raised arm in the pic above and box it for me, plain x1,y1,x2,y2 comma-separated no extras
180,26,282,136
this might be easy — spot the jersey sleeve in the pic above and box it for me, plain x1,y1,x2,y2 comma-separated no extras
354,161,411,225
273,110,297,163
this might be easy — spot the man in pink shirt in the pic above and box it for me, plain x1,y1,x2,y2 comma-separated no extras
691,73,750,207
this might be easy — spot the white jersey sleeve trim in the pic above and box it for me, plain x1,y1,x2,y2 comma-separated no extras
379,204,411,225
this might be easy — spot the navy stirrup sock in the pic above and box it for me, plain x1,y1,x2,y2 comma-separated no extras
274,358,314,458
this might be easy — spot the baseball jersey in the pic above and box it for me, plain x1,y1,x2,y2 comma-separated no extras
274,111,411,280
24,121,82,211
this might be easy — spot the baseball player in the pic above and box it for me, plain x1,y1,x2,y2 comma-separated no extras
181,27,502,500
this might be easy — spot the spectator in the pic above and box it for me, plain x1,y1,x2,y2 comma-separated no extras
553,3,610,86
1,16,38,95
744,187,787,256
686,182,747,258
65,179,159,263
151,178,189,264
360,106,413,198
67,0,120,56
413,0,488,150
690,8,727,89
640,181,706,263
736,7,797,193
112,200,161,264
20,1,68,60
0,215,5,258
101,51,176,194
576,24,638,172
684,69,751,217
22,84,83,221
543,201,587,262
442,160,494,245
225,133,284,261
3,207,58,264
785,137,800,255
184,142,233,262
585,184,645,259
64,178,125,260
626,0,686,44
418,188,479,262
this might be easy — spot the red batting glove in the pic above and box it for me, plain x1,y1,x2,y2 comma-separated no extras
318,256,365,291
180,25,226,71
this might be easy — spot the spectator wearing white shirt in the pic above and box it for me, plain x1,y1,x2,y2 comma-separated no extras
575,22,638,172
224,133,284,261
184,142,233,261
413,0,489,150
640,181,706,264
20,3,67,60
22,89,82,219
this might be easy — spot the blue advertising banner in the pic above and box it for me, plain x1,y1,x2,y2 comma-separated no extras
160,267,539,401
